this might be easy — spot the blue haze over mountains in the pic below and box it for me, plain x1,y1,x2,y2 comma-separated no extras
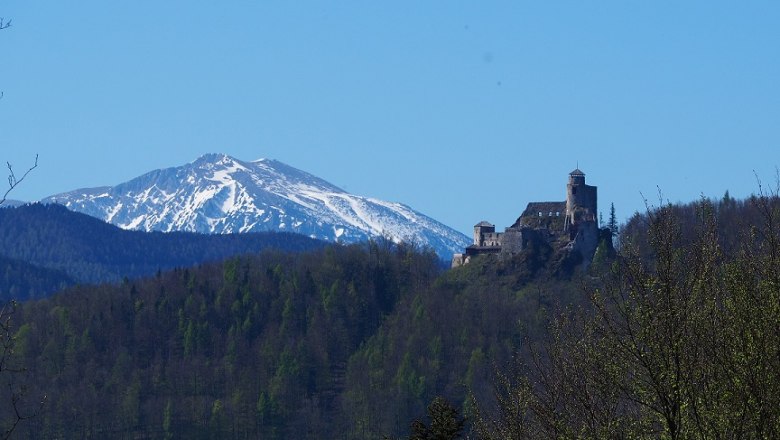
0,203,326,300
41,154,470,258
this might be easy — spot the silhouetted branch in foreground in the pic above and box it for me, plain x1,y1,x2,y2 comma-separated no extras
1,155,38,206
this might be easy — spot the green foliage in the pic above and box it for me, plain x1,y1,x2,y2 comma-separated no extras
162,399,173,440
394,353,426,399
11,241,441,438
608,202,618,237
343,248,584,438
475,194,780,439
7,192,780,438
405,396,465,440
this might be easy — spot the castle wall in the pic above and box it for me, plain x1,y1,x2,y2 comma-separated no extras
580,185,597,221
455,169,600,268
571,221,599,266
482,232,502,247
500,227,524,254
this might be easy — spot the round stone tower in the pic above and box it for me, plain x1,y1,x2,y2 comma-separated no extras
565,168,596,227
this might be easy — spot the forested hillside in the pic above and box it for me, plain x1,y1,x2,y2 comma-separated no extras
4,233,580,439
0,255,73,302
0,204,326,297
6,243,443,438
3,192,780,439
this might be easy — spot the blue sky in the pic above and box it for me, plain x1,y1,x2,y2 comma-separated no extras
1,1,778,235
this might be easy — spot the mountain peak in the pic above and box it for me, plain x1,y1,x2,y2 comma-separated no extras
192,153,242,167
42,155,470,257
195,152,233,161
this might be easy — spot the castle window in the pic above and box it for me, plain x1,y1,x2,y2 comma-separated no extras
538,212,542,217
556,211,560,216
548,211,552,216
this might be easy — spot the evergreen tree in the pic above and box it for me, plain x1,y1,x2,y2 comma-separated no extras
427,397,465,440
722,189,732,204
407,396,465,440
607,202,618,237
408,419,429,440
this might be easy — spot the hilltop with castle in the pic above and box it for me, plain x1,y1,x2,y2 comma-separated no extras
452,168,610,267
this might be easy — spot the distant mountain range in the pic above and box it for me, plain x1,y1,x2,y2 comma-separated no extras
0,253,74,301
42,153,469,257
0,203,326,300
0,199,26,208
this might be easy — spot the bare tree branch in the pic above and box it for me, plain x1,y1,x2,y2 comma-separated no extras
0,301,45,440
0,14,10,103
0,17,45,440
0,155,38,206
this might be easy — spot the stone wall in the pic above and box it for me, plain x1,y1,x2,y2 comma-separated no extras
571,221,599,266
481,232,502,247
500,227,524,254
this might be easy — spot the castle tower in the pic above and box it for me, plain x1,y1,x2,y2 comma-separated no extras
473,221,495,246
565,168,597,228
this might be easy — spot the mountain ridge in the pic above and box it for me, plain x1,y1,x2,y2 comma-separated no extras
0,203,327,290
42,153,470,257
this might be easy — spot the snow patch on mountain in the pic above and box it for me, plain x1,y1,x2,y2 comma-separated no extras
42,154,470,258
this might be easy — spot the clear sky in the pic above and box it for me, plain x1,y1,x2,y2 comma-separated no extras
1,1,778,235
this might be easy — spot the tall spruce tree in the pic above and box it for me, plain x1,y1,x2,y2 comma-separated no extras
608,202,617,237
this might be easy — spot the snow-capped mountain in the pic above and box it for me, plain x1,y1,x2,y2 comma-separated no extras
42,154,470,258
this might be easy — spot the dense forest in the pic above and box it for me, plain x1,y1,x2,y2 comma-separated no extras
0,203,326,299
1,192,779,439
4,242,447,438
1,222,581,439
0,255,73,302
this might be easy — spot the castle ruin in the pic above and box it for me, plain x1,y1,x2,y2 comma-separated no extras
452,168,602,267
